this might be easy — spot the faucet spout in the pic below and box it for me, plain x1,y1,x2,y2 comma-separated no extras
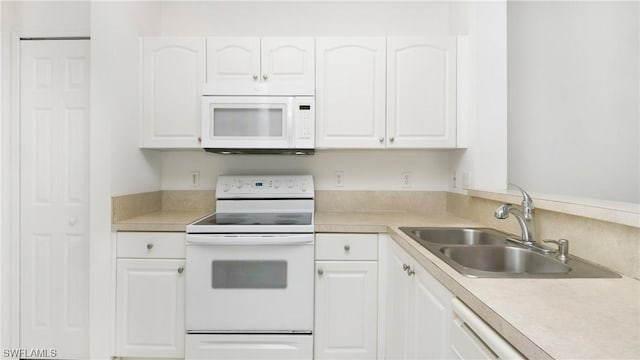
494,203,536,245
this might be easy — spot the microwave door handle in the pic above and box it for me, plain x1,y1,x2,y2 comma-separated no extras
186,234,313,246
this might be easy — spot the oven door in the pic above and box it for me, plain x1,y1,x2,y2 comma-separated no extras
186,233,314,333
201,96,293,149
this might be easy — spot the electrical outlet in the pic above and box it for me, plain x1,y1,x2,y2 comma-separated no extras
401,171,412,188
191,171,200,187
334,171,344,187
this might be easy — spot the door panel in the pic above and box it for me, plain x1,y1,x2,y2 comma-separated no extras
206,37,260,85
316,37,386,148
314,261,378,359
387,36,457,148
116,259,185,358
20,39,90,359
142,37,205,148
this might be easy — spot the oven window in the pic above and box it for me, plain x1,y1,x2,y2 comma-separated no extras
211,260,287,289
213,108,283,137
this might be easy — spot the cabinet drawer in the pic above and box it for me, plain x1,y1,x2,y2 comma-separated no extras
117,232,186,259
315,233,378,260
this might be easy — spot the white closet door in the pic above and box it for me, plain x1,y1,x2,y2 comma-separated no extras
20,39,90,359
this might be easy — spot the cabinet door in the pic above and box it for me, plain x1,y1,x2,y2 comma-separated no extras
316,37,386,148
410,262,454,359
141,37,205,148
116,259,185,358
385,241,412,360
387,36,457,148
261,37,315,93
315,261,378,359
206,37,261,88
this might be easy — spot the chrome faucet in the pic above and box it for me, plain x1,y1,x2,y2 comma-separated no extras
494,184,547,252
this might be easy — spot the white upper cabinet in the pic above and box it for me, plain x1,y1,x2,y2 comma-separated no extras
316,37,387,148
387,36,457,148
317,36,461,149
206,37,261,87
141,37,205,148
206,37,314,95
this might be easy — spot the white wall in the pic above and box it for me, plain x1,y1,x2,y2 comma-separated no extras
93,2,163,196
451,1,508,192
90,3,164,357
507,1,640,204
156,1,471,191
162,150,453,190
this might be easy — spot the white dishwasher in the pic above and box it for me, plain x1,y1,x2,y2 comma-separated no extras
450,298,524,360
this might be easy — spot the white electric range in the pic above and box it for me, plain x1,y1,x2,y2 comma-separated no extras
185,175,314,359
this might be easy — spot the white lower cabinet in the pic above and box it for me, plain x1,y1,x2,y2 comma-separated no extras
314,233,379,359
385,238,454,360
115,232,186,359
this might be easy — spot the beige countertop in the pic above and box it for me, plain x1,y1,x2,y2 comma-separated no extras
113,209,640,359
112,210,210,232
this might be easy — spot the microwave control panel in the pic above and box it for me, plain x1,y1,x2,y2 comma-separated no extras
294,97,315,145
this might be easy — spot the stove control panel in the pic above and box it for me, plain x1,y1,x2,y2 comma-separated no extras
216,175,314,198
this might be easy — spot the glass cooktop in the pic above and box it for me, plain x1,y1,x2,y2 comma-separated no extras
192,212,313,227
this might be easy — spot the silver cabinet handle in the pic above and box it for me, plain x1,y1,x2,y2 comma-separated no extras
178,267,184,274
402,264,409,271
344,244,350,251
317,269,324,276
253,74,258,80
262,74,268,80
390,137,395,142
379,137,384,143
407,267,415,276
146,243,154,250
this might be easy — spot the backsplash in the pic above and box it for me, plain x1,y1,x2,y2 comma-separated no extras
315,191,447,213
112,190,214,222
447,192,640,279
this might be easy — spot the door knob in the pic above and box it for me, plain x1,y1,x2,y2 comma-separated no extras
379,137,384,143
317,269,324,276
178,267,184,274
146,243,154,250
253,74,258,80
344,244,350,251
262,74,268,80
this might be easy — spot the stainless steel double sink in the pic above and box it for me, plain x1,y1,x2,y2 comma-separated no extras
400,227,620,278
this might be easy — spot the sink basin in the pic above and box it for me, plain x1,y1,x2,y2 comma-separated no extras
400,227,508,246
441,246,570,274
399,227,621,278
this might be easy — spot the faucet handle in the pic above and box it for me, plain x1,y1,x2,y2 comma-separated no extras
508,183,534,217
543,239,569,262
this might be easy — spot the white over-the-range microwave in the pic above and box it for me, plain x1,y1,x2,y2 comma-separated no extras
201,84,315,154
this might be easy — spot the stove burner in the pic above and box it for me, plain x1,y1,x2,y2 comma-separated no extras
191,212,313,227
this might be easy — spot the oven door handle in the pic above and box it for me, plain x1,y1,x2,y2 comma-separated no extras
186,234,314,246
